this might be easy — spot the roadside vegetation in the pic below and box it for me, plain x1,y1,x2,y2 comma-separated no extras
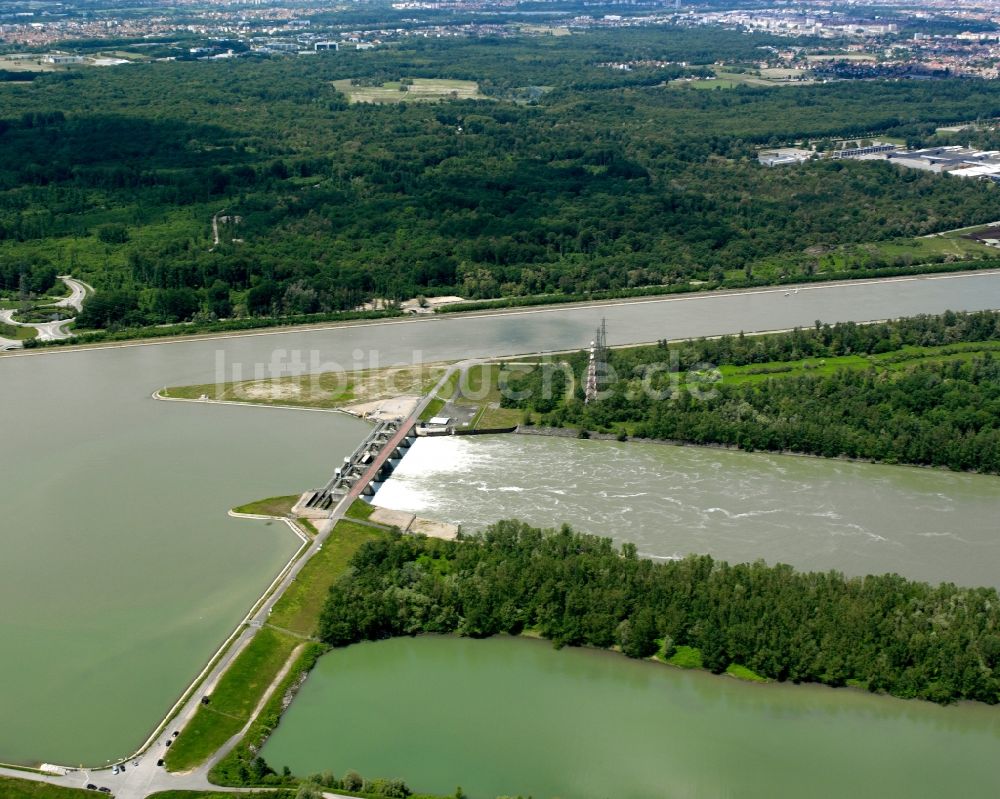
164,627,299,772
0,778,97,799
504,310,1000,473
319,520,1000,705
0,321,36,340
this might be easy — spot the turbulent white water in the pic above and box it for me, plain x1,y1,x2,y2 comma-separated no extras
374,434,1000,587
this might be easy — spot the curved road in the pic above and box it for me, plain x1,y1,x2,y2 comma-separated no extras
0,276,87,347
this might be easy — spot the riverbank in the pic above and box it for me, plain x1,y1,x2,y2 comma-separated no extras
4,266,999,358
514,424,999,476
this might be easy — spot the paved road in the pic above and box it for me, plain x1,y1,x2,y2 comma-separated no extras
0,276,87,346
54,276,89,312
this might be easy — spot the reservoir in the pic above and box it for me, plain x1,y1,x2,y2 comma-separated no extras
261,635,1000,799
3,271,1000,765
373,435,1000,589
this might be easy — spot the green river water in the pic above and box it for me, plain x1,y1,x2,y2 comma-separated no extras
262,635,1000,799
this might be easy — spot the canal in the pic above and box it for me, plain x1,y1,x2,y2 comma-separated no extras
261,635,1000,799
3,271,1000,765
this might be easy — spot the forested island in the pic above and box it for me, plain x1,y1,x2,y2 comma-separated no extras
318,520,1000,705
504,310,1000,473
5,29,1000,341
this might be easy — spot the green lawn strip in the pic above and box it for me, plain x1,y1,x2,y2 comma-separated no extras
0,322,36,340
208,643,324,786
0,777,97,799
268,520,384,637
148,792,295,799
231,495,299,517
474,405,522,430
345,499,375,520
418,396,445,421
726,663,767,682
165,627,298,772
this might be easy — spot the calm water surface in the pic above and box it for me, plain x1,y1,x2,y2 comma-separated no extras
4,272,1000,764
262,636,1000,799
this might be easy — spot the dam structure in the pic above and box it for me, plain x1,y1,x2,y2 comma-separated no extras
302,417,417,513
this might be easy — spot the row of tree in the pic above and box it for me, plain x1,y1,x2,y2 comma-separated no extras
319,521,1000,705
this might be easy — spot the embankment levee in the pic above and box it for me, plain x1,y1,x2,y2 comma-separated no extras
4,266,1000,359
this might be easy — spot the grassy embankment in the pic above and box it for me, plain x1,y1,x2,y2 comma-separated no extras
0,778,99,799
165,519,383,773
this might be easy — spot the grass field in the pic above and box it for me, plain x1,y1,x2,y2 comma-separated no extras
345,499,376,521
0,777,100,798
267,520,382,637
165,627,299,772
673,66,814,90
0,322,36,341
332,78,484,104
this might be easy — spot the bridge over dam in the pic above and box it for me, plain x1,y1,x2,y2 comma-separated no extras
296,360,477,517
299,417,417,513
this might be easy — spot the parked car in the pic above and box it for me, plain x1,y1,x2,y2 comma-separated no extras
85,785,97,791
99,788,111,794
156,759,164,767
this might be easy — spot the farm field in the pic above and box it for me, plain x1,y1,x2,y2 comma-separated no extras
332,77,484,103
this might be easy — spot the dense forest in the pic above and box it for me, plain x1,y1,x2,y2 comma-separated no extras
506,310,1000,472
318,521,1000,705
3,29,1000,333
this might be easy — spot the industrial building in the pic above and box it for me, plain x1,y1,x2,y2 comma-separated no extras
887,146,1000,180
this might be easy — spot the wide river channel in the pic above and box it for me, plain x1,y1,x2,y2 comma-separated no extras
3,271,1000,769
373,434,1000,588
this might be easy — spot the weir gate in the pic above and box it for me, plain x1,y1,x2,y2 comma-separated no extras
304,418,417,512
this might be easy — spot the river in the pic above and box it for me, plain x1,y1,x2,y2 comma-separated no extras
3,271,1000,766
372,434,1000,588
261,635,1000,799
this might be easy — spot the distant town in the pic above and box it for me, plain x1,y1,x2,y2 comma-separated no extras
5,0,1000,80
